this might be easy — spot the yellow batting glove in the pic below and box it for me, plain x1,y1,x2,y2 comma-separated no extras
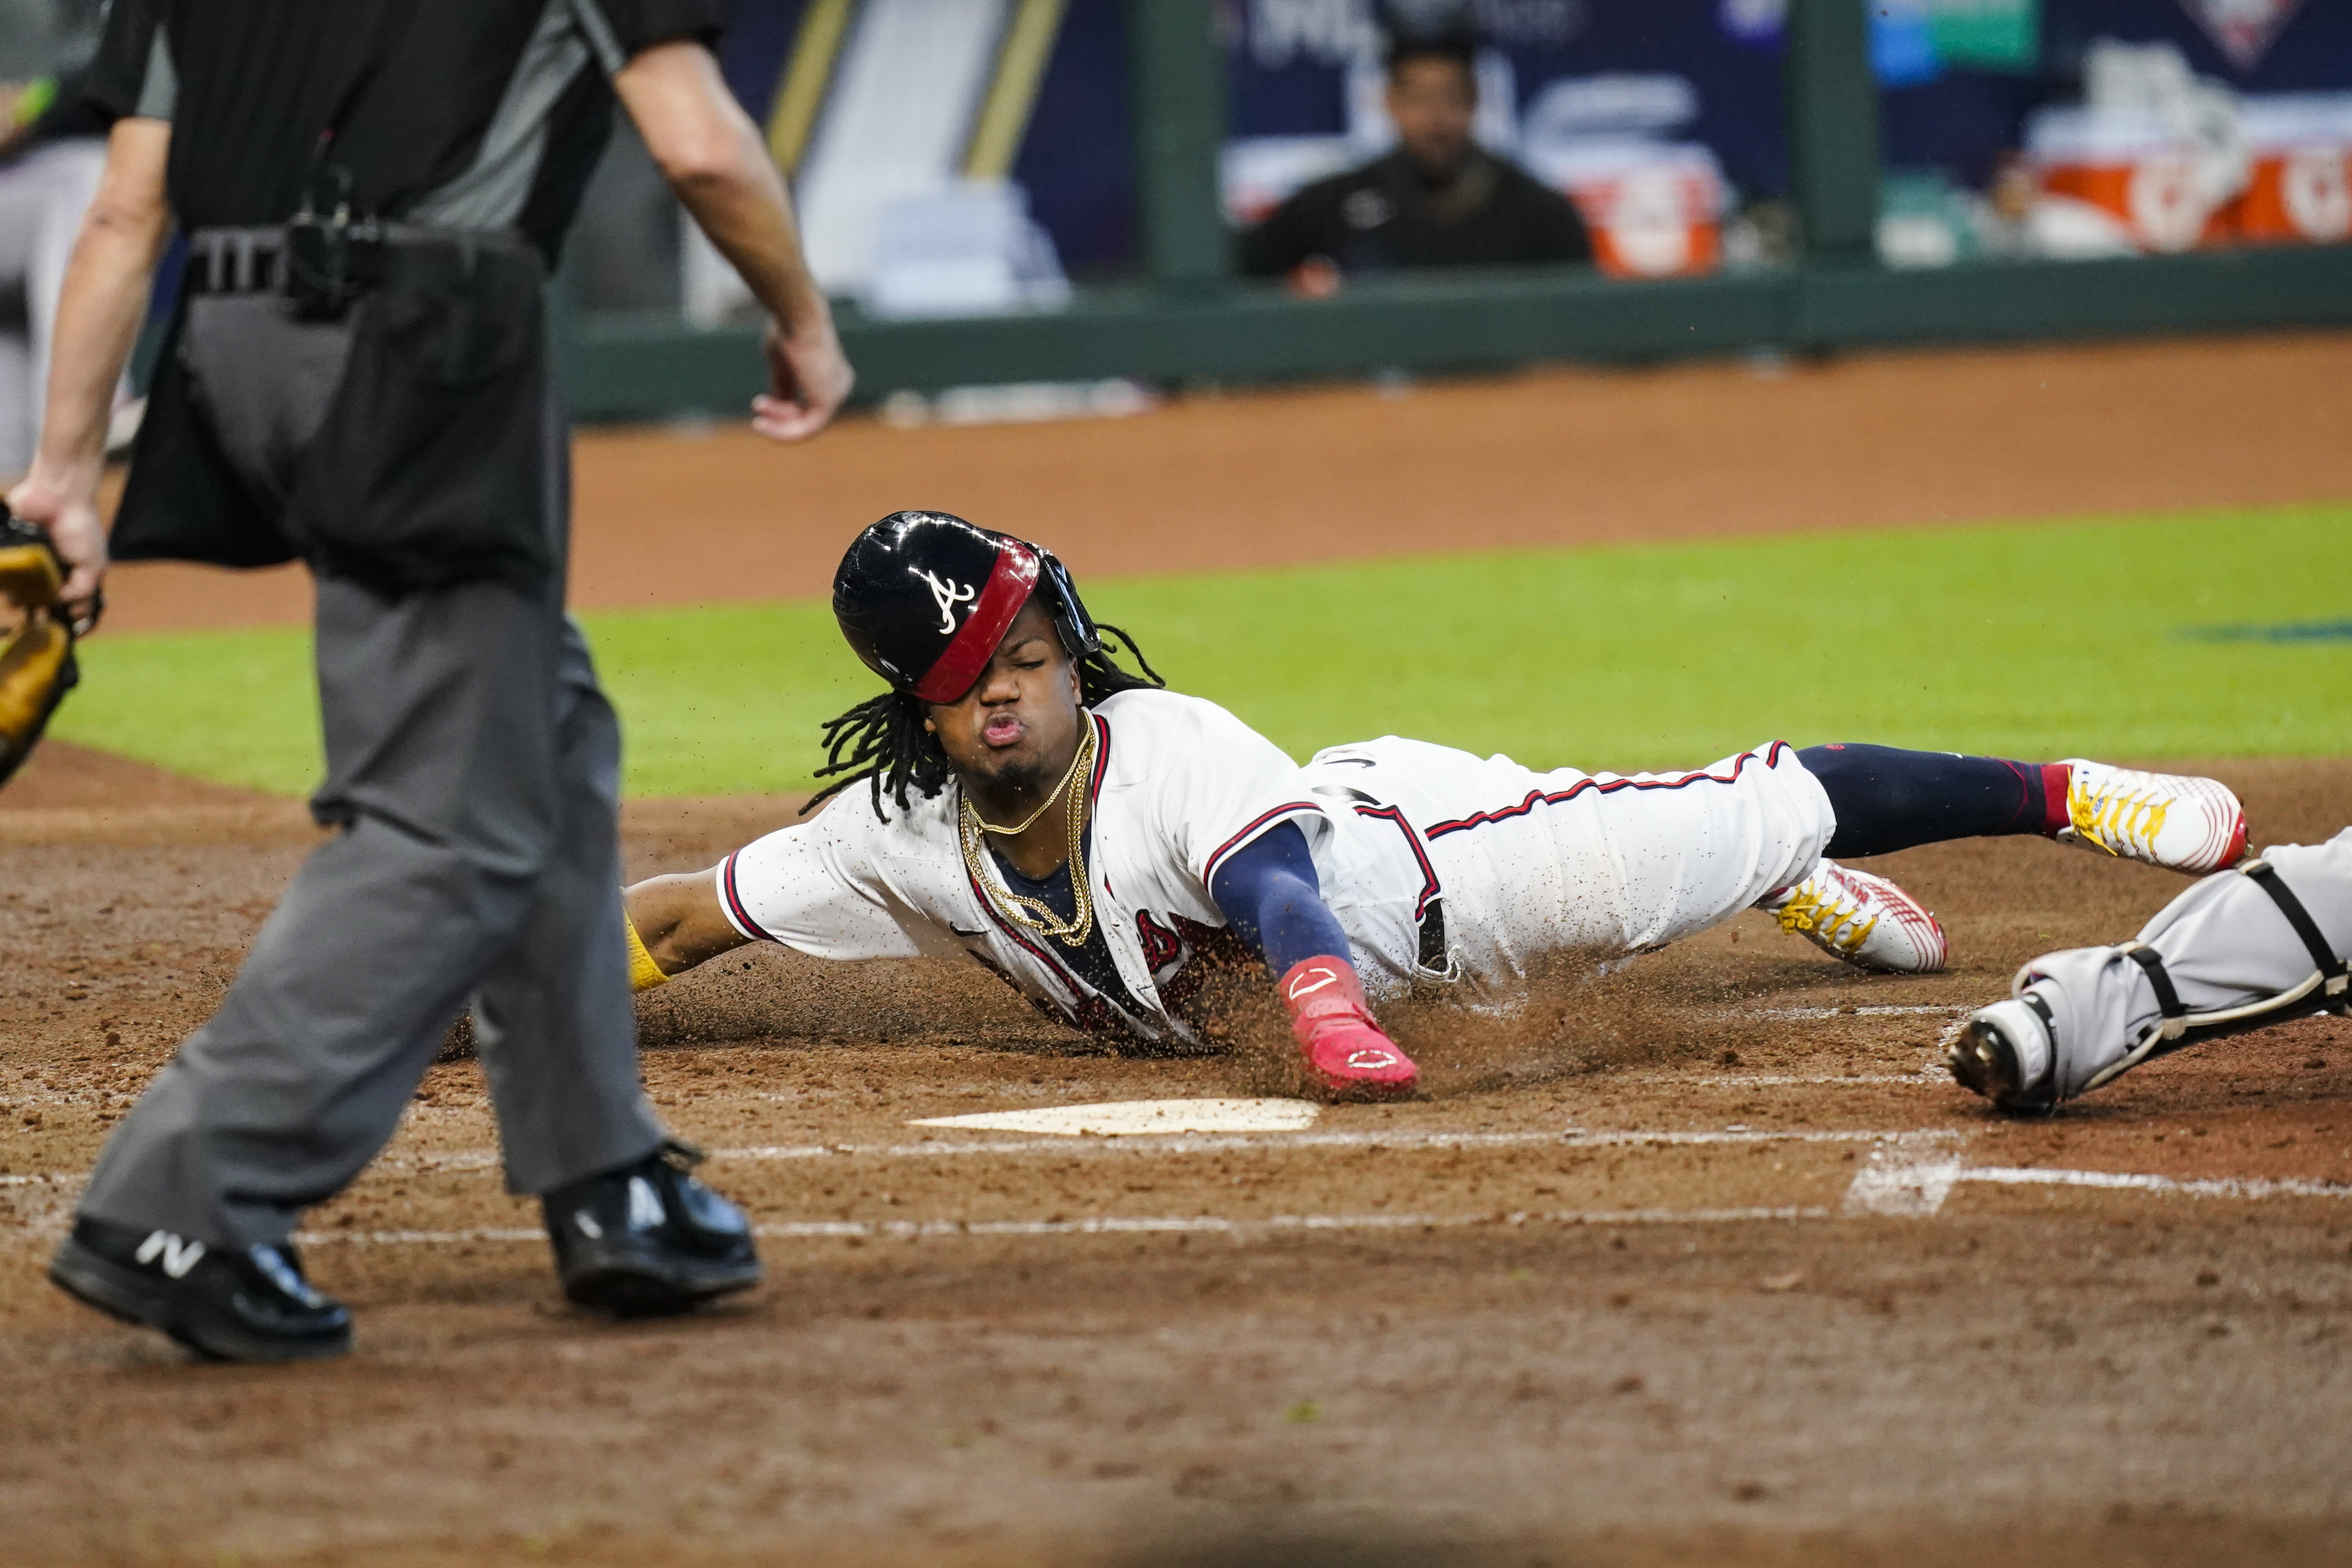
624,907,669,992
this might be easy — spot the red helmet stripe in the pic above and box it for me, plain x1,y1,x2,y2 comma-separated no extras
912,541,1041,702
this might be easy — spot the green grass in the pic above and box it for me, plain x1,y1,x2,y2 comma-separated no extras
51,504,2352,797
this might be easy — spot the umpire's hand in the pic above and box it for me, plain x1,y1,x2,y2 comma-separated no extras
620,41,854,444
754,317,854,443
2,477,106,616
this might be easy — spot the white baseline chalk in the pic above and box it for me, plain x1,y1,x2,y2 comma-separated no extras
1841,1132,1966,1217
1741,1006,1970,1020
1959,1167,2352,1201
719,1126,1909,1164
287,1206,1830,1248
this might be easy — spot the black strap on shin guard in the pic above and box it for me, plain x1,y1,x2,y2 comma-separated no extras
2117,942,2188,1041
2096,861,2352,1089
2239,858,2351,1011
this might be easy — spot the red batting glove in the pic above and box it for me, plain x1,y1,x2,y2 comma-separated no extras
1278,956,1418,1102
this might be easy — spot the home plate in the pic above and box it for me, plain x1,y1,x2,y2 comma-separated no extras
908,1099,1322,1137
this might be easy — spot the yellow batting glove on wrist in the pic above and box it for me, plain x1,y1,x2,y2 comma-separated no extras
624,908,669,992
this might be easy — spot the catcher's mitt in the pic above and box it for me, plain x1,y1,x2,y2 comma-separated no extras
0,504,93,789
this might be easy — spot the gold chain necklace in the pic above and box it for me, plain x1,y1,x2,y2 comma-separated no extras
959,720,1098,947
966,723,1095,838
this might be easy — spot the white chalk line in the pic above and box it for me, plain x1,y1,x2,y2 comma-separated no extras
714,1126,1907,1165
1742,1006,1970,1020
1628,1071,1943,1088
1957,1167,2352,1201
1842,1133,1965,1217
263,1169,2352,1251
287,1206,1829,1249
294,1227,543,1246
14,1125,2349,1250
0,1128,1904,1211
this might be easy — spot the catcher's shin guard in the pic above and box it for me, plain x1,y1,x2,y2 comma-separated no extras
1951,833,2352,1111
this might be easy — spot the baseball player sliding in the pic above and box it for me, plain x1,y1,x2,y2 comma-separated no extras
626,513,2250,1101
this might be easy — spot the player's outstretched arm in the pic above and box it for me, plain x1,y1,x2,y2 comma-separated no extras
623,869,752,991
1210,824,1418,1101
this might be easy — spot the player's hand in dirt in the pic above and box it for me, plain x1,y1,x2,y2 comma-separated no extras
1279,956,1419,1102
4,471,106,623
753,318,854,442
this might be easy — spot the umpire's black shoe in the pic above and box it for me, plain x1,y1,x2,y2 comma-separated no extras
543,1141,762,1317
49,1218,352,1363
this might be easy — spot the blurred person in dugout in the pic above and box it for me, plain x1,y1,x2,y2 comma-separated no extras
9,0,852,1361
0,0,126,477
1238,3,1591,297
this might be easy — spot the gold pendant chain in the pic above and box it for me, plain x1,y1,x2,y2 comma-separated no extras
959,720,1098,947
967,721,1095,838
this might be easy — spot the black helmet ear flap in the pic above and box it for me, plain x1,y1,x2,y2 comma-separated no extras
1034,547,1102,662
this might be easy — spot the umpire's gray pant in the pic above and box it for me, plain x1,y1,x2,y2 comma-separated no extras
78,290,666,1245
79,572,666,1248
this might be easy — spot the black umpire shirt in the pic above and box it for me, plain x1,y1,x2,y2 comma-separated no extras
86,0,726,579
1239,147,1591,278
84,0,728,262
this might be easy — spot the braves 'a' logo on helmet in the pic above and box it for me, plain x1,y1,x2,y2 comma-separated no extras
911,568,974,636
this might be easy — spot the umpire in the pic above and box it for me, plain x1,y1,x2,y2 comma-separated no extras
6,0,853,1362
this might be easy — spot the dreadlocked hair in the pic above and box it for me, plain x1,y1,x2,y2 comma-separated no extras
801,623,1166,820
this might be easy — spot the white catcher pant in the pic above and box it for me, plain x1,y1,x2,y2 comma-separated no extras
1304,737,1836,1002
2009,827,2352,1100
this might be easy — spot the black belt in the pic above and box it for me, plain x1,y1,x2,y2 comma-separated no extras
184,220,514,304
183,227,294,296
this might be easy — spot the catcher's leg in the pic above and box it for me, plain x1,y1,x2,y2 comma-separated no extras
1952,828,2352,1111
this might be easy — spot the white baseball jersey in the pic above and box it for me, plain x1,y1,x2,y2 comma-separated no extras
718,689,1837,1044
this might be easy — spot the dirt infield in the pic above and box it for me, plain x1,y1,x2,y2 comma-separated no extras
3,751,2348,1566
6,331,2351,1564
93,330,2352,633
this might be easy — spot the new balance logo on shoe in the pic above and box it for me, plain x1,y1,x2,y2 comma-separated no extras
134,1230,206,1279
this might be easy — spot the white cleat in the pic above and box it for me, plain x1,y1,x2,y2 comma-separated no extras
1761,859,1948,974
2055,760,2247,875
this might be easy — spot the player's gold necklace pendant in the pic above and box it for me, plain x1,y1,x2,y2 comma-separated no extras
960,719,1098,947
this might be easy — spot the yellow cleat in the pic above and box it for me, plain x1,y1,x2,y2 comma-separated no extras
1762,859,1947,974
2055,760,2247,874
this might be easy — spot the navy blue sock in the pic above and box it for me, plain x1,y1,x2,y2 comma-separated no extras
1799,744,2052,859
